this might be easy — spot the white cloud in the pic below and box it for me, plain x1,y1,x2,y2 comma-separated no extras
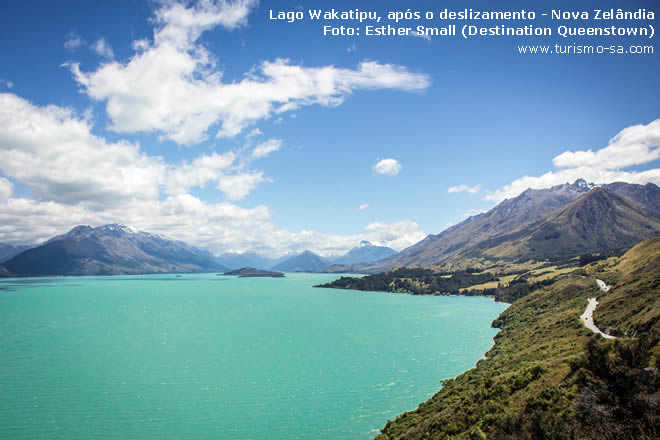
488,119,660,202
91,38,115,59
373,158,402,176
64,32,84,50
0,79,14,89
463,208,487,218
246,127,263,138
153,0,258,48
217,171,267,200
553,119,660,169
410,30,432,42
0,177,12,201
165,151,236,195
0,92,267,206
363,220,426,251
252,139,282,159
359,203,369,211
448,184,481,194
0,93,165,209
67,0,430,145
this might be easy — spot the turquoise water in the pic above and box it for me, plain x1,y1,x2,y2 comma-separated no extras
0,273,507,439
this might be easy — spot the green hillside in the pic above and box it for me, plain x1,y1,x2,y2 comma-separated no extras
375,237,660,440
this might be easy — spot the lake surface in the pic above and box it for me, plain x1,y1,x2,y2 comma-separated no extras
0,273,507,439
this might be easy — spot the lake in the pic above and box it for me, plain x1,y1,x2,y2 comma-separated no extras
0,273,507,439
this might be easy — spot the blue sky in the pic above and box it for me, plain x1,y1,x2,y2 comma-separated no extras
0,0,658,256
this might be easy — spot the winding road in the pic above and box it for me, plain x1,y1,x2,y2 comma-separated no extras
579,279,616,339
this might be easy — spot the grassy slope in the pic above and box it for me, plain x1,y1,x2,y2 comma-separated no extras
592,236,660,337
376,237,660,440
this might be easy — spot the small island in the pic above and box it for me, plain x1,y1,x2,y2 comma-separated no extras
222,267,285,278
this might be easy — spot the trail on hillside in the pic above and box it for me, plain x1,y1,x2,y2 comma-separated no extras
580,279,616,339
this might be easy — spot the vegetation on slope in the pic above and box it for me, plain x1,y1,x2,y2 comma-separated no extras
314,268,496,295
375,237,660,440
589,236,660,337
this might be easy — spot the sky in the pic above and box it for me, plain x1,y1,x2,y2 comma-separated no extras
0,0,658,256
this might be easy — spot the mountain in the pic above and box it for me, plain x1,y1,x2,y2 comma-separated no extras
271,250,330,272
603,181,660,216
2,224,228,276
378,180,660,268
461,187,660,262
385,179,598,267
330,241,397,265
0,243,32,263
216,251,280,270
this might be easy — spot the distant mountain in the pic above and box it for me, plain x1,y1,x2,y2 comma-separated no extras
461,187,660,262
330,241,396,265
271,250,330,272
603,182,660,216
2,224,228,276
0,243,32,264
376,180,659,268
216,251,280,271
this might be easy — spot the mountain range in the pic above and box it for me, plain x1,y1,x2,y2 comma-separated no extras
0,243,32,263
216,251,283,271
271,250,330,272
1,180,658,276
329,180,660,272
216,241,396,271
2,224,228,276
329,241,396,265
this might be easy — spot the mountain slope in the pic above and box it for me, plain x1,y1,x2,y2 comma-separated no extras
271,250,330,272
464,188,660,262
0,243,32,264
2,224,228,276
331,241,396,265
604,181,660,216
216,251,280,270
385,179,598,267
377,236,660,440
372,181,659,269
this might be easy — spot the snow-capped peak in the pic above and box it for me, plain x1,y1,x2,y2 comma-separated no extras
572,178,599,190
100,223,139,233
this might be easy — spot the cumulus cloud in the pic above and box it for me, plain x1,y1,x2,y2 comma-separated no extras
252,139,282,159
363,220,426,251
0,177,12,201
68,0,430,145
552,119,660,169
373,158,402,176
0,93,272,205
448,184,481,194
0,189,424,256
91,38,115,59
165,151,236,195
487,119,660,202
359,203,369,211
217,171,267,200
0,93,165,209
